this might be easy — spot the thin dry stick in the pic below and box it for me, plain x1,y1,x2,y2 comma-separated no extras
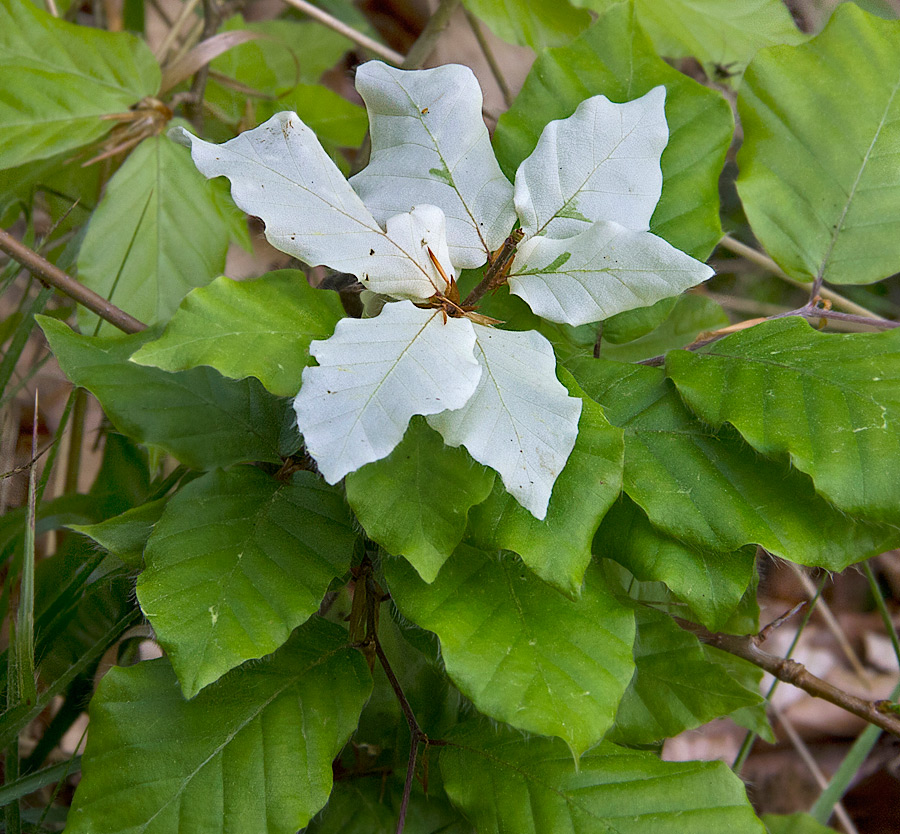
697,629,900,737
790,564,872,688
772,705,859,834
0,229,146,334
282,0,404,65
718,235,880,320
464,8,512,107
155,0,201,61
401,0,462,70
362,569,428,834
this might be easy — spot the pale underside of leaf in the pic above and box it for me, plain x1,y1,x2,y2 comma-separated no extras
294,301,481,483
171,114,449,300
513,86,667,240
509,219,714,326
350,61,516,270
427,324,581,520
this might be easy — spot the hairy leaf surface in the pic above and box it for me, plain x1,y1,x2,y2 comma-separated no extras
131,271,344,397
667,317,900,524
386,548,635,756
466,371,623,596
295,302,481,483
173,116,453,300
509,220,713,326
514,87,667,239
428,324,581,520
77,137,232,334
138,467,357,698
346,419,494,582
39,318,284,469
610,606,763,745
572,359,900,569
594,496,756,632
66,619,371,834
351,61,515,269
738,4,900,284
440,719,766,833
0,0,160,169
69,499,167,569
495,2,733,259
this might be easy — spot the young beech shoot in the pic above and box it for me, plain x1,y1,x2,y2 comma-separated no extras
172,61,713,519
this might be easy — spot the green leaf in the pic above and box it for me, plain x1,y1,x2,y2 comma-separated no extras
137,467,357,697
495,2,733,259
737,4,900,285
570,358,900,570
386,547,635,757
763,813,839,834
65,618,372,834
466,370,623,596
346,418,494,583
38,317,285,469
599,294,729,363
305,778,473,834
440,719,766,833
131,270,344,397
461,0,590,49
602,296,677,345
69,498,167,569
0,0,160,170
666,317,900,524
594,496,756,632
207,15,353,120
609,606,763,745
76,136,231,334
704,645,774,743
575,0,804,71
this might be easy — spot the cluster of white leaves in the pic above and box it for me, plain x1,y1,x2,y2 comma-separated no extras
173,61,712,519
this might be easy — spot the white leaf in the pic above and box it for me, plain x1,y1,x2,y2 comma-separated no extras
294,301,481,483
350,61,516,270
427,325,581,520
514,87,668,240
171,115,448,300
508,220,714,326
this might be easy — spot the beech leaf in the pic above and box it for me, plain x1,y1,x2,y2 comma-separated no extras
427,324,581,520
351,61,516,269
513,86,668,240
172,115,451,300
509,219,714,326
294,301,481,483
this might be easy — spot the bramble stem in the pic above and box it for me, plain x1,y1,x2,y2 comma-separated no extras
0,229,146,334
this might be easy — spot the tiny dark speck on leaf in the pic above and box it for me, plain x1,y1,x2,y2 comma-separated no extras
370,249,375,255
291,235,295,240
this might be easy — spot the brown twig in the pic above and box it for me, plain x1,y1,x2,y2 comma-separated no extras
357,559,433,834
638,302,898,366
463,229,524,307
717,235,881,320
687,622,900,737
0,228,146,334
